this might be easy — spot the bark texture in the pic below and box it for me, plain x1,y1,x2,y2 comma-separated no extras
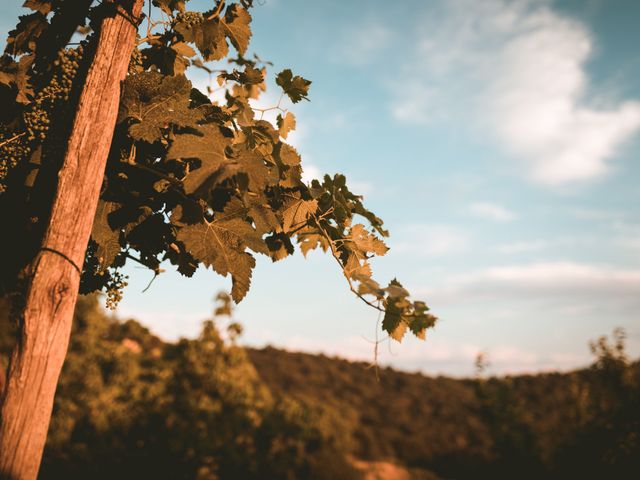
0,1,144,478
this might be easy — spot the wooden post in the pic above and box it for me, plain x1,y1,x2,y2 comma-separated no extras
0,1,144,478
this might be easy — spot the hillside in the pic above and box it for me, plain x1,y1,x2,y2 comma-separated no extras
248,347,640,479
1,296,639,479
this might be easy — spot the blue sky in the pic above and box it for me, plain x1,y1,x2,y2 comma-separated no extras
4,0,640,375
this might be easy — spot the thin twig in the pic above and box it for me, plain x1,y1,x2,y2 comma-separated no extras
142,272,159,292
311,213,386,313
0,132,25,149
207,0,226,20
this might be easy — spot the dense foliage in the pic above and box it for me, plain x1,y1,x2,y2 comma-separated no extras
0,0,436,341
252,334,640,479
0,295,362,480
1,298,638,479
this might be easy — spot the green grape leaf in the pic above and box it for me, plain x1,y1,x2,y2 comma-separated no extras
142,45,190,75
276,142,301,166
152,0,186,15
349,223,389,256
297,228,329,257
344,254,372,280
282,194,318,233
4,12,48,56
276,112,296,139
91,200,122,272
356,276,385,299
0,56,16,86
273,143,304,188
118,72,201,143
228,251,255,302
221,4,252,56
247,197,280,235
265,232,294,262
275,69,311,103
408,301,436,340
279,165,304,189
23,1,52,15
218,198,269,255
239,65,264,86
175,15,228,61
175,200,265,302
239,121,278,156
171,41,196,57
0,54,34,103
235,148,279,192
167,123,231,194
382,298,408,342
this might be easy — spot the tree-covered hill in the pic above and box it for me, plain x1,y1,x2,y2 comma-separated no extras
248,345,640,479
1,296,638,479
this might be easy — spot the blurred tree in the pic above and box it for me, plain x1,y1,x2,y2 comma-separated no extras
0,1,435,475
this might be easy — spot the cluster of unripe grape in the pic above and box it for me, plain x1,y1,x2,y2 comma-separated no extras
175,11,204,28
105,270,128,310
23,46,83,142
0,132,30,191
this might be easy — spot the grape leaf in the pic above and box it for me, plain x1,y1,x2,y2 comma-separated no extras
344,254,372,280
175,15,228,61
175,200,266,302
152,0,185,15
276,112,296,139
167,123,231,194
282,194,317,233
23,1,52,15
276,143,300,167
349,223,388,256
275,69,311,103
91,200,121,272
171,41,196,57
221,4,252,56
0,56,16,86
4,13,48,56
235,147,279,192
265,232,294,262
382,299,408,342
0,54,34,103
142,45,190,75
297,227,329,257
118,72,201,143
247,198,280,235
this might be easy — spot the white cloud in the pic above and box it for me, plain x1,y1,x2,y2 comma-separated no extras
391,224,469,256
390,83,437,124
423,261,640,304
336,21,393,66
496,240,548,254
479,262,640,291
391,0,640,186
470,201,516,222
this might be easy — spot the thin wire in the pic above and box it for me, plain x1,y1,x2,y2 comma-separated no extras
39,247,82,275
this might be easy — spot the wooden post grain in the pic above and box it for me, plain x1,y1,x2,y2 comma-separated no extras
0,1,144,477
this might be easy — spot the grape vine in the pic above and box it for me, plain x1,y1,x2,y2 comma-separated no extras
0,0,437,343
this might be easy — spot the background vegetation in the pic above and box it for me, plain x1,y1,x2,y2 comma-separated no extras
1,296,638,479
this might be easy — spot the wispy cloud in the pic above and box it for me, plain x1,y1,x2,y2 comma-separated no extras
391,224,470,256
496,240,548,254
391,0,640,186
470,201,516,222
336,21,394,66
423,261,640,304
